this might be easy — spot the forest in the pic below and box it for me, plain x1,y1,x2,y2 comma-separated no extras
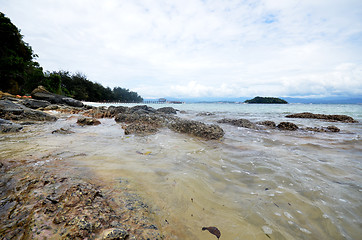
244,96,288,104
0,12,143,103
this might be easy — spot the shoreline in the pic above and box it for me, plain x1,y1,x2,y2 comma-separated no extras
1,94,361,239
0,144,165,239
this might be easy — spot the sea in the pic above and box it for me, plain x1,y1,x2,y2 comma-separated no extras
1,103,361,239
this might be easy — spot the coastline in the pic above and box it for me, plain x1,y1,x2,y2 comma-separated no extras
1,95,361,239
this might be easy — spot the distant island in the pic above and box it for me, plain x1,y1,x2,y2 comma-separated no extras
244,96,288,104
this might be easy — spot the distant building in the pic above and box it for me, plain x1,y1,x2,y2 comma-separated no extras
158,98,166,103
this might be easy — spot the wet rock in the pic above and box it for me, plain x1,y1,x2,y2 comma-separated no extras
43,104,59,110
305,125,340,133
116,113,166,135
169,119,224,140
115,113,165,126
0,118,23,133
0,99,57,121
285,112,357,123
277,122,299,131
157,107,177,114
197,112,215,116
107,106,129,116
123,123,159,135
327,125,340,132
0,157,164,240
31,85,83,108
217,118,259,129
129,105,156,114
101,228,129,240
52,127,74,134
84,106,129,118
77,117,101,126
257,121,276,128
20,98,51,109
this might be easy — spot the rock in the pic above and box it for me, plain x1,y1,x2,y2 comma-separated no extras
129,105,156,114
277,122,299,131
169,119,224,140
327,125,340,132
61,97,84,108
157,107,177,114
0,100,57,122
84,106,129,118
305,125,340,133
115,113,165,126
257,121,276,128
217,118,259,129
0,90,17,99
197,112,215,116
122,122,159,135
285,112,357,123
0,118,23,133
115,113,166,135
77,117,101,126
31,86,84,108
100,228,129,240
43,105,59,110
0,157,164,240
108,106,129,115
20,99,50,109
52,127,74,134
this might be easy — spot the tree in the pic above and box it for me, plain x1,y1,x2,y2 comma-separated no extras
245,96,288,104
0,12,42,94
0,12,144,102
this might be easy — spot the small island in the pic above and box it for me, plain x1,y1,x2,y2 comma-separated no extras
244,96,288,104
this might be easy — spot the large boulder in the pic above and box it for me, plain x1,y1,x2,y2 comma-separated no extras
0,100,57,122
0,118,23,133
31,86,83,108
169,119,224,140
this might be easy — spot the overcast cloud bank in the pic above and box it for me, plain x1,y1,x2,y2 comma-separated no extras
2,0,362,98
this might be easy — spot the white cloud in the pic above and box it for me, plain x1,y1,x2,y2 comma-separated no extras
2,0,362,98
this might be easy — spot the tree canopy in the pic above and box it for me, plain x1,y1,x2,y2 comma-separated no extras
0,12,143,103
244,96,288,104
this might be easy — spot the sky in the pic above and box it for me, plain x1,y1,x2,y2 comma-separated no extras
2,0,362,99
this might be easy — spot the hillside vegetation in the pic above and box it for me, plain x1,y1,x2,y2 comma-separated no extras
245,96,288,104
0,12,142,102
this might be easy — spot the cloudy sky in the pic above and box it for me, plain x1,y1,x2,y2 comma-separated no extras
2,0,362,99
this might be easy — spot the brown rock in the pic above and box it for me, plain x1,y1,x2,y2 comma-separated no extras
77,117,101,126
169,119,224,140
277,122,299,131
285,112,357,123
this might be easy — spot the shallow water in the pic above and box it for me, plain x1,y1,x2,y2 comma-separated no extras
1,104,361,239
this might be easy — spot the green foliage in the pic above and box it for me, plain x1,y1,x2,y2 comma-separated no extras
0,12,143,102
49,71,143,102
245,96,288,104
0,12,39,94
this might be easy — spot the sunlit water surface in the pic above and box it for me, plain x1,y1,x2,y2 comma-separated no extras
1,103,361,239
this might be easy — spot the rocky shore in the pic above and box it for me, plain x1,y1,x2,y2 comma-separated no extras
0,157,163,240
0,88,359,239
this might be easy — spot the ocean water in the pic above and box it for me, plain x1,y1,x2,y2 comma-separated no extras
1,103,361,239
